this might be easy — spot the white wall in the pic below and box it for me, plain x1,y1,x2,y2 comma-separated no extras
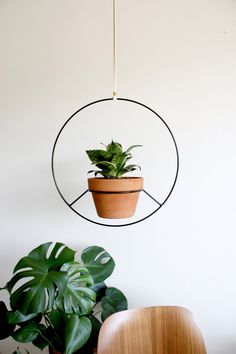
1,0,236,353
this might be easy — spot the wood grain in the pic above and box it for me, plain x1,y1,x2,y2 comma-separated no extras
97,306,207,354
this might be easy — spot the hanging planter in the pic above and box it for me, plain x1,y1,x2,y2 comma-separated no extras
51,0,179,227
86,140,143,219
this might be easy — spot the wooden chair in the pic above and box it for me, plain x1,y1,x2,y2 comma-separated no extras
97,306,207,354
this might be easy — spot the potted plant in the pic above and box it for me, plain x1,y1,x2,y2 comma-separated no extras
0,242,127,354
86,140,143,219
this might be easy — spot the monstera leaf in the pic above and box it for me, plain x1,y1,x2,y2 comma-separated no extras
101,287,128,321
12,322,41,343
65,315,92,354
81,246,115,283
77,315,102,354
0,301,15,339
56,262,96,316
89,282,107,302
48,309,68,341
8,310,39,325
7,242,76,315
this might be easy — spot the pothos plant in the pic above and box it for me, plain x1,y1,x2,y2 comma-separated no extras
86,140,142,178
0,242,127,354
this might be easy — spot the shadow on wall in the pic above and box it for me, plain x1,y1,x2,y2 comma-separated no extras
226,343,236,353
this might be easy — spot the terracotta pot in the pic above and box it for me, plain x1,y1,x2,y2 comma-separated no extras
88,177,144,219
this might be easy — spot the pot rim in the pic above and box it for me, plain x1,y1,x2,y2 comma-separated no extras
88,176,143,180
88,176,144,193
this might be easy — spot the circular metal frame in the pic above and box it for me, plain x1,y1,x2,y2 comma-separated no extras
51,97,179,227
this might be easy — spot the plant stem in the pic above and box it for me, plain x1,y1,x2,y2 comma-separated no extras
37,329,55,350
43,314,63,349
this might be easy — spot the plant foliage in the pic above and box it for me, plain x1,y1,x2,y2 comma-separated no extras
0,242,127,354
86,140,142,178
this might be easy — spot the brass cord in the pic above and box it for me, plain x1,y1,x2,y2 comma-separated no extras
113,0,117,100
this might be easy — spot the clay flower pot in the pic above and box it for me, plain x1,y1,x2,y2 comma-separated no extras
88,177,144,219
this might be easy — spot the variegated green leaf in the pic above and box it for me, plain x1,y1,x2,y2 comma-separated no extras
86,140,142,178
56,262,96,315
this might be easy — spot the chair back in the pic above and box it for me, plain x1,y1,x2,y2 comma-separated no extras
97,306,207,354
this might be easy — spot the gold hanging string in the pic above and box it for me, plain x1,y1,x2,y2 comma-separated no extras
113,0,117,100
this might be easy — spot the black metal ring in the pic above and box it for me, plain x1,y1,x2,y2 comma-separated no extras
51,97,179,227
89,189,143,194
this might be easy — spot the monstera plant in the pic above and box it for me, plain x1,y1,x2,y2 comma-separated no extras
0,242,127,354
86,140,143,219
